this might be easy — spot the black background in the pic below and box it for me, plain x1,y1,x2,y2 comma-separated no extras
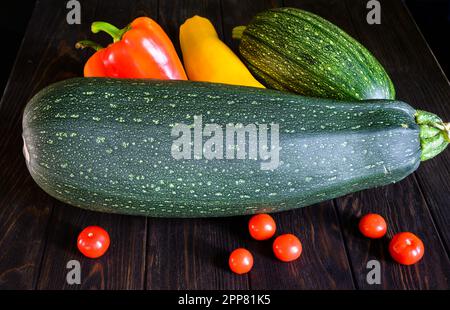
0,290,444,306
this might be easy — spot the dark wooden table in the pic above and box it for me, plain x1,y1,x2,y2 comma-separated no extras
0,0,449,290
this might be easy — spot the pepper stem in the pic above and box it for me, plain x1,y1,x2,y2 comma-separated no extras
75,40,103,51
416,110,449,161
232,26,246,40
91,21,130,43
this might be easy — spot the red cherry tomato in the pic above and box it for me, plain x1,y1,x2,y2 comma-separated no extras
248,214,276,240
389,232,424,265
229,248,253,274
77,226,110,258
359,213,387,239
273,234,302,262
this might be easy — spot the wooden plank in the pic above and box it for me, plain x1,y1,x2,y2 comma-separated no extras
0,160,52,289
335,0,450,288
0,0,70,290
222,0,355,289
30,0,157,289
37,208,147,289
146,217,249,289
144,0,248,289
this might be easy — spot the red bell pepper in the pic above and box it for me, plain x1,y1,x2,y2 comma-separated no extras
76,17,187,80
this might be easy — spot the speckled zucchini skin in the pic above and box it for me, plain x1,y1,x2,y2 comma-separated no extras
237,7,396,100
22,78,419,217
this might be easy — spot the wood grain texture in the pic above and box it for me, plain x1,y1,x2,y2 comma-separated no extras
0,0,71,289
146,217,249,289
0,0,449,290
37,208,147,289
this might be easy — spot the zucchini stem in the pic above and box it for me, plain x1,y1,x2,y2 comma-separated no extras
442,123,450,142
232,26,246,40
415,110,449,161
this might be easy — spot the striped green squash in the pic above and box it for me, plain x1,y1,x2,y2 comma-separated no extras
233,7,395,100
22,78,447,217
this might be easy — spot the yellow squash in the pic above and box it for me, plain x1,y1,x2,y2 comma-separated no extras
179,16,264,88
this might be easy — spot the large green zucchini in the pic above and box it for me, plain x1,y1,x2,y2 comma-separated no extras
232,7,395,100
22,78,448,217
